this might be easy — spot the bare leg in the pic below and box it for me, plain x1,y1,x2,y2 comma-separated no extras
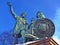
21,30,26,43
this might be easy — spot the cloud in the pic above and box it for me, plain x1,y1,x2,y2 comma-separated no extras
53,36,60,45
52,8,60,45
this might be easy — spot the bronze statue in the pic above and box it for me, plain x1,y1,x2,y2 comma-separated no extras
8,2,28,44
7,2,55,44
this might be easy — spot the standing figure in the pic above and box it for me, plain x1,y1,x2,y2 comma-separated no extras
29,18,35,35
29,18,39,40
25,18,39,41
8,2,28,44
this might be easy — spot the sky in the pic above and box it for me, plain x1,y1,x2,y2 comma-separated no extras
53,8,60,44
0,0,60,44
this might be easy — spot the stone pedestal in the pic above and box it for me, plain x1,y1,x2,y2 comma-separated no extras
28,38,58,45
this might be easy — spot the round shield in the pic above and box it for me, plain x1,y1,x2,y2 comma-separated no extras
34,18,55,39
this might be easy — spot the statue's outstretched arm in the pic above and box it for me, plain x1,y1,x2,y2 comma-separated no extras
8,2,18,19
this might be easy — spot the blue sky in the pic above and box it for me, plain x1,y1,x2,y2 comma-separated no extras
53,8,60,44
0,0,60,44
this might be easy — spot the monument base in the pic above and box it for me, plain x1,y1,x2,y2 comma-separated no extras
27,37,58,45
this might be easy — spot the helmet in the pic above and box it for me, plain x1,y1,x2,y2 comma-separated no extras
21,12,26,18
36,11,45,19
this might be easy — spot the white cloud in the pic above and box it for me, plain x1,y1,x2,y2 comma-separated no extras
53,36,60,45
52,8,60,45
